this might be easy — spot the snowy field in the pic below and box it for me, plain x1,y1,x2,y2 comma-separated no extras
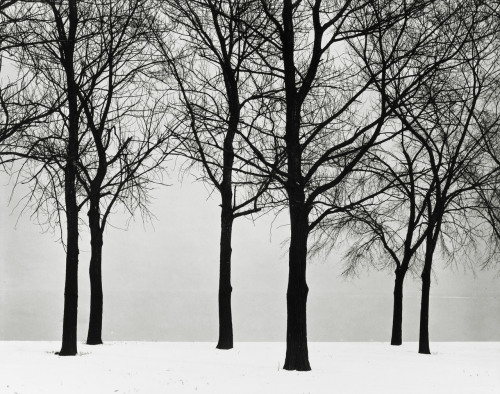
0,342,498,394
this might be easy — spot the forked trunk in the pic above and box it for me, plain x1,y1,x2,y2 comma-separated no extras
216,206,234,349
283,205,311,371
87,202,103,345
390,267,407,345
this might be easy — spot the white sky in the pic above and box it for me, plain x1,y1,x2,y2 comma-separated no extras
0,172,499,342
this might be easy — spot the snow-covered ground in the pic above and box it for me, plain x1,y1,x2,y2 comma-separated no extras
0,342,498,393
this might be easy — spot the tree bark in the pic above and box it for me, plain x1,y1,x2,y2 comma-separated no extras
86,201,103,345
419,213,440,355
216,57,238,348
390,267,407,345
283,203,311,371
59,181,79,355
280,0,311,371
419,255,432,354
216,204,234,349
58,0,79,356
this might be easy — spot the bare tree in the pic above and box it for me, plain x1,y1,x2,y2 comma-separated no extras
2,0,82,356
311,0,493,348
2,0,174,354
416,33,500,355
3,0,175,349
72,0,174,345
155,0,274,349
361,0,500,354
312,143,434,345
230,0,434,370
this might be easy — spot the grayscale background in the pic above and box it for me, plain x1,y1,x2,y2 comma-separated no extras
1,176,499,342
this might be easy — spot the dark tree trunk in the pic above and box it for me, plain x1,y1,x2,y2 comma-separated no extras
58,0,79,356
283,204,311,371
419,215,440,355
216,60,238,349
280,0,311,371
419,256,432,354
216,205,234,349
390,267,407,345
86,201,103,345
59,188,79,355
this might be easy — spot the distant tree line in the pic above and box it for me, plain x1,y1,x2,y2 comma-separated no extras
0,0,499,371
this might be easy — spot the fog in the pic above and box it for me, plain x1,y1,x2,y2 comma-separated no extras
1,176,499,342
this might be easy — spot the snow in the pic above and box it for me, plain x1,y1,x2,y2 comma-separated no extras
0,342,498,393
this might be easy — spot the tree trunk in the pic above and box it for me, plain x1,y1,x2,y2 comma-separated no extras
390,267,406,345
86,202,103,345
58,0,79,356
283,205,311,371
214,49,239,349
216,204,234,349
59,186,79,355
280,0,310,371
419,213,440,355
419,257,432,354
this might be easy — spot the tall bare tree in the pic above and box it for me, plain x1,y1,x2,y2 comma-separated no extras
415,25,500,354
70,0,172,346
357,0,500,354
156,0,274,349
312,0,493,347
312,142,434,345
3,0,175,349
232,0,434,370
3,0,83,355
2,0,175,354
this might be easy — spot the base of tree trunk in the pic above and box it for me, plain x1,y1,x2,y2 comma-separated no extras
283,343,311,371
283,359,311,371
216,341,233,350
86,338,103,345
418,344,431,354
390,339,402,346
57,347,77,356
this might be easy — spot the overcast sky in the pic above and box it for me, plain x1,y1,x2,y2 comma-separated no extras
1,172,499,343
